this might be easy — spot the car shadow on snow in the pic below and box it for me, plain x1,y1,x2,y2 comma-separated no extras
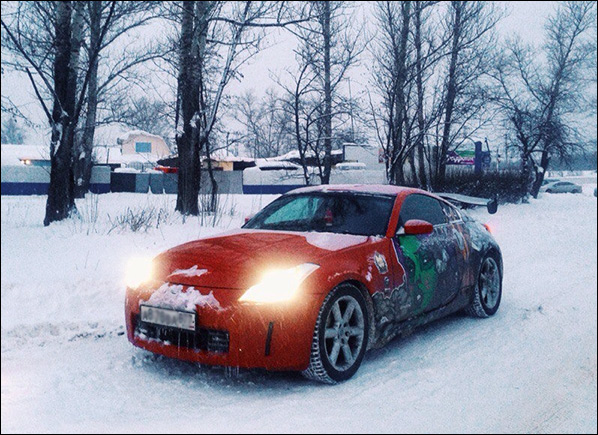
129,348,310,392
361,301,519,379
126,308,508,392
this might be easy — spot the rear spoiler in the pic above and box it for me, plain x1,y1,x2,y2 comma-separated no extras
437,192,498,215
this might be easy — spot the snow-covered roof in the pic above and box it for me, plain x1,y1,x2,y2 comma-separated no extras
336,162,367,170
342,142,377,148
92,146,122,165
118,129,165,144
208,149,254,162
0,143,166,168
255,160,302,170
1,144,50,166
268,149,344,161
93,146,165,165
269,150,301,161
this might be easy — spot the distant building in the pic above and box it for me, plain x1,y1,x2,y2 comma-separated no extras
1,144,110,195
91,130,173,172
0,144,51,167
203,150,256,171
266,149,344,167
117,130,170,159
342,143,385,170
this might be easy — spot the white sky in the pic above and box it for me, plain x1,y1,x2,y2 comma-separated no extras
230,1,556,95
3,1,595,150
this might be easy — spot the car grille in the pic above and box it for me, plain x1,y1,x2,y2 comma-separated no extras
135,316,229,354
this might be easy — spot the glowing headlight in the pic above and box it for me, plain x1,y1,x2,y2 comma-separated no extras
239,263,320,303
125,257,154,289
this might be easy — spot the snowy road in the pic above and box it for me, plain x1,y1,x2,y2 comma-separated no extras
2,191,597,433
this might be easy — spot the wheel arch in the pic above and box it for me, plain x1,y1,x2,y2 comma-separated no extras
484,246,503,277
340,279,377,350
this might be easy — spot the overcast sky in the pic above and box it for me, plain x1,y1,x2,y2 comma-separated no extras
229,1,556,95
3,1,594,149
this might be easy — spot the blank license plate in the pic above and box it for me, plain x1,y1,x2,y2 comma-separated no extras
140,305,196,331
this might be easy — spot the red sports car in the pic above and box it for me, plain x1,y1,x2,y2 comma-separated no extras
125,185,502,383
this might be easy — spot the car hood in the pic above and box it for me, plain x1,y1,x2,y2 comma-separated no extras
155,229,371,289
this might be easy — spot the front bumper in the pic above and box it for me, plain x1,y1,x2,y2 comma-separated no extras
125,283,324,371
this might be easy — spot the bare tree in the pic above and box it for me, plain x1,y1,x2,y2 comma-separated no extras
413,1,441,188
234,89,293,158
276,62,317,185
1,1,162,222
370,1,448,187
370,1,414,185
173,1,314,215
2,1,119,225
277,58,361,185
277,1,362,185
491,1,597,197
74,1,163,198
1,116,26,144
109,96,173,144
433,1,502,187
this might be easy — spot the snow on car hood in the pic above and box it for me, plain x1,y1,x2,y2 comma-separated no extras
155,229,370,289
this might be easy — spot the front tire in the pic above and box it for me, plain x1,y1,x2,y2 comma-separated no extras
466,255,502,318
302,284,369,384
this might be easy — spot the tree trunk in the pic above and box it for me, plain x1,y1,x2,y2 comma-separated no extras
414,1,428,189
44,1,79,226
531,150,550,198
175,0,204,215
390,1,411,186
204,141,219,212
408,149,417,186
74,1,101,198
293,84,311,185
437,2,462,188
321,1,333,184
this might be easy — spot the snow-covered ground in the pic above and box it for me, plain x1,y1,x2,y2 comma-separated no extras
2,186,597,433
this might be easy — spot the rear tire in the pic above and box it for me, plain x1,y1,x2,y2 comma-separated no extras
466,255,502,318
302,284,369,384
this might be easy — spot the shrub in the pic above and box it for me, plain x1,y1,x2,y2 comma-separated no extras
431,170,529,203
107,205,172,233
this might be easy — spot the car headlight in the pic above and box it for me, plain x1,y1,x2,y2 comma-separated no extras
125,257,155,289
239,263,320,303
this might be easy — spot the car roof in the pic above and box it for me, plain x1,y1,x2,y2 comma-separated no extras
287,184,426,197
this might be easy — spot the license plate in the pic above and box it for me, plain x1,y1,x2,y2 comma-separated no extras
140,305,196,331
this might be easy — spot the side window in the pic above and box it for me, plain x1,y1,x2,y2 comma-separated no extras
398,194,448,228
441,202,462,223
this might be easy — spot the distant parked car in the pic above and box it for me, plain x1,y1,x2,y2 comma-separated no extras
540,181,583,194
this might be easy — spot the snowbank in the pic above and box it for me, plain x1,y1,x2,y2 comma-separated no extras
1,189,596,433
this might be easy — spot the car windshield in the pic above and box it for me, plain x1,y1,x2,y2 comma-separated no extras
243,192,395,237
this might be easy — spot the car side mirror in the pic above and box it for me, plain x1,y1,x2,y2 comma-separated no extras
403,219,434,236
244,214,255,224
487,198,498,215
